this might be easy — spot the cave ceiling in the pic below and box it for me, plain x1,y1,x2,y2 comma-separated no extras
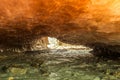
0,0,120,49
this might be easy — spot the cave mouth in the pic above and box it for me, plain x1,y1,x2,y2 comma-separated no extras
32,37,91,50
26,37,92,57
47,37,90,50
31,37,120,59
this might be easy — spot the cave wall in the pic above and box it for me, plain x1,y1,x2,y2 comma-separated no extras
0,0,120,50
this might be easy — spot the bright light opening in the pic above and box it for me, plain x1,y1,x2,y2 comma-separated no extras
47,37,91,50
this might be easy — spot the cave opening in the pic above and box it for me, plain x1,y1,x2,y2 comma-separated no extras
30,37,120,59
28,37,92,57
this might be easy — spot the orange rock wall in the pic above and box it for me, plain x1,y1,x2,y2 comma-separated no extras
0,0,120,48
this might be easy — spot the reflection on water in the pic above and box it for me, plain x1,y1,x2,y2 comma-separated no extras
0,49,120,80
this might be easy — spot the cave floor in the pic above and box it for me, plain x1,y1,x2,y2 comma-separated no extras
0,49,120,80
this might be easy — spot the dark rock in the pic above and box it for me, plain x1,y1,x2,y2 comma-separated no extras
90,43,120,59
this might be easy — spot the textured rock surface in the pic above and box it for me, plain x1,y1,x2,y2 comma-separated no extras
0,0,120,53
0,50,120,80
